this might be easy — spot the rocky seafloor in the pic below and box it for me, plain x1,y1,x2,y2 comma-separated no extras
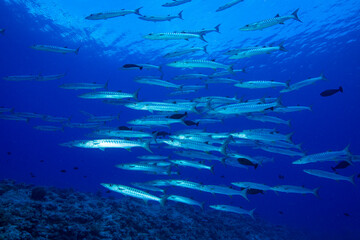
0,179,309,240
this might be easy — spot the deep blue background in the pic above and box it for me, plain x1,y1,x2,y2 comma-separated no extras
1,0,360,239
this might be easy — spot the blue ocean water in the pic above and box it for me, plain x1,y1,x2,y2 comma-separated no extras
0,0,360,239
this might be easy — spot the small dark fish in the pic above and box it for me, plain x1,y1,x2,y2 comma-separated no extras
357,173,360,178
168,112,187,119
278,174,285,180
30,172,36,178
237,158,258,169
60,169,66,173
7,152,11,155
220,175,225,178
83,175,87,178
40,160,44,163
331,161,350,172
344,213,350,217
320,86,343,97
246,188,264,195
279,211,284,215
154,131,170,137
123,64,143,70
118,126,132,130
184,120,199,126
73,167,79,170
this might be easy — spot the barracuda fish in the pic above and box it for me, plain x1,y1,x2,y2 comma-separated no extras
3,74,40,81
125,101,197,113
120,64,162,72
135,78,181,89
281,74,327,93
170,89,197,96
273,105,312,113
232,129,293,142
42,115,70,123
174,150,225,161
36,73,66,81
0,115,28,122
167,179,205,191
303,169,355,185
211,100,281,115
204,78,240,84
181,24,221,35
30,45,80,54
137,155,169,160
231,182,272,191
131,183,165,193
261,140,302,150
216,0,244,12
80,111,118,122
138,161,172,167
210,205,255,220
195,118,223,124
164,46,208,58
173,73,209,80
33,125,64,132
194,96,239,104
128,116,185,127
164,195,204,209
292,146,351,165
171,133,223,144
145,179,172,187
258,146,305,157
65,122,104,129
144,32,206,42
239,9,302,31
162,0,191,7
115,163,171,175
59,81,108,90
100,183,166,205
228,44,287,59
14,112,44,119
85,8,142,20
203,185,248,200
139,11,183,22
271,185,319,197
170,159,214,173
181,85,207,91
234,80,288,89
0,107,14,113
162,138,230,155
209,68,246,77
167,60,233,72
78,89,139,100
61,139,152,152
246,115,290,126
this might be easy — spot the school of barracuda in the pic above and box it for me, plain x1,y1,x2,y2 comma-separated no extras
1,1,358,220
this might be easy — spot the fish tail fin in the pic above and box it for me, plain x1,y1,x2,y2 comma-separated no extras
143,140,152,153
195,121,200,127
241,189,249,201
220,136,232,155
339,86,343,92
254,164,259,170
287,132,294,142
241,67,246,73
287,120,292,127
215,24,221,33
291,8,302,22
160,195,168,207
200,202,205,210
80,110,94,118
228,65,235,74
178,10,184,20
104,80,109,90
135,7,143,16
199,34,207,43
320,73,327,80
279,42,287,52
344,144,352,157
249,208,256,220
133,88,140,100
75,47,80,55
152,131,158,143
313,187,320,198
286,79,291,87
349,175,356,186
210,165,215,174
203,45,208,54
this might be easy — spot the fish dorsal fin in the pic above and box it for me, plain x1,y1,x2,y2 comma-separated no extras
275,14,280,18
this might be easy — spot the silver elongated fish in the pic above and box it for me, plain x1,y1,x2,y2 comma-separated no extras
274,105,312,113
232,129,293,142
162,0,191,7
33,125,64,132
246,115,290,126
144,32,206,42
210,205,255,220
85,8,142,20
128,116,185,127
100,183,166,205
271,185,319,197
36,73,66,81
228,44,287,59
3,74,40,81
281,74,327,93
139,11,183,22
231,182,272,191
61,139,152,152
202,185,248,200
80,111,119,122
135,78,181,89
30,45,80,54
258,146,305,157
167,59,233,72
91,129,153,138
174,150,225,161
0,115,28,122
0,107,14,113
209,68,246,77
164,195,203,209
131,182,165,193
293,146,351,164
170,159,214,173
239,9,302,31
59,81,108,90
205,78,240,84
234,80,288,89
164,46,208,58
14,112,44,119
65,122,103,129
115,163,171,175
78,89,139,100
162,138,230,155
138,155,169,160
303,169,355,185
173,73,209,80
125,101,197,113
211,100,281,115
181,24,221,35
43,115,70,123
216,0,244,12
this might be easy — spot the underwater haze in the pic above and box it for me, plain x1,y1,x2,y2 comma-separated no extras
1,0,360,239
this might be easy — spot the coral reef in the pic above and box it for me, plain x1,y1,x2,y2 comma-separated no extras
0,179,308,240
